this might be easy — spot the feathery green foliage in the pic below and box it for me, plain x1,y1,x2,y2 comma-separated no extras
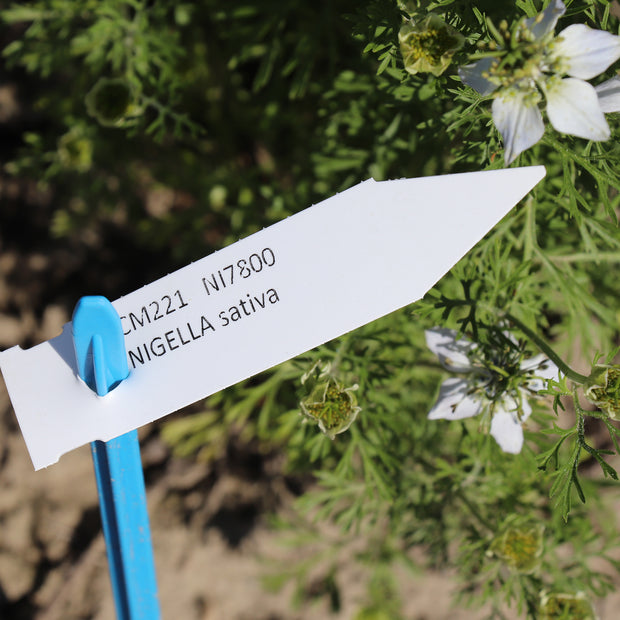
3,0,620,616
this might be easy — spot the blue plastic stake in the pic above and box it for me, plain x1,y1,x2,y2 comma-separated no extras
72,296,160,620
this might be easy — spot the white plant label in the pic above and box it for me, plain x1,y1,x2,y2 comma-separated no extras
0,167,545,469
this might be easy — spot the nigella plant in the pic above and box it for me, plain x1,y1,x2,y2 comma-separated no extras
5,0,620,617
458,0,620,163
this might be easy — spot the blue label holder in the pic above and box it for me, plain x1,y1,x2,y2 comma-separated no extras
72,296,160,620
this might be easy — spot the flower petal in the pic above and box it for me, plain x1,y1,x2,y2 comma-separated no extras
521,355,558,391
545,77,610,140
501,393,533,422
523,0,566,40
596,76,620,113
459,58,499,96
492,89,544,164
553,24,620,80
425,328,475,371
520,354,551,374
490,409,524,454
428,377,482,420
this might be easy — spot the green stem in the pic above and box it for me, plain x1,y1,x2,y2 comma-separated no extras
523,196,536,263
505,313,589,384
331,331,353,372
542,135,620,192
456,489,494,532
549,252,620,263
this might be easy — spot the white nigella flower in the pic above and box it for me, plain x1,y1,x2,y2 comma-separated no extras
425,328,557,454
459,0,620,164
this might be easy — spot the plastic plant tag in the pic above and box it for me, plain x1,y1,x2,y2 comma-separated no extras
0,167,545,469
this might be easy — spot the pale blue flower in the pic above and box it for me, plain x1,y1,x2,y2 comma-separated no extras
459,0,620,164
425,328,557,454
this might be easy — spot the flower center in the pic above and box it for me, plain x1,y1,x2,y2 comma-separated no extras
305,384,354,431
405,28,461,63
480,20,563,95
500,528,541,569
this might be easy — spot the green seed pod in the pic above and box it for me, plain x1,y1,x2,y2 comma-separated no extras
299,361,361,439
399,14,465,77
539,591,597,620
85,78,138,127
488,517,544,573
584,364,620,419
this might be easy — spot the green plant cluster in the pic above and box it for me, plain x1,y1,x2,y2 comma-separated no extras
3,0,620,617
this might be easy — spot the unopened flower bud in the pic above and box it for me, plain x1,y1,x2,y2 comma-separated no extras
584,364,620,419
300,361,361,439
399,14,465,77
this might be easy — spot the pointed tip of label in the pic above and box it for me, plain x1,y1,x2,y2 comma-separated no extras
508,164,546,192
535,165,546,181
519,164,546,180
